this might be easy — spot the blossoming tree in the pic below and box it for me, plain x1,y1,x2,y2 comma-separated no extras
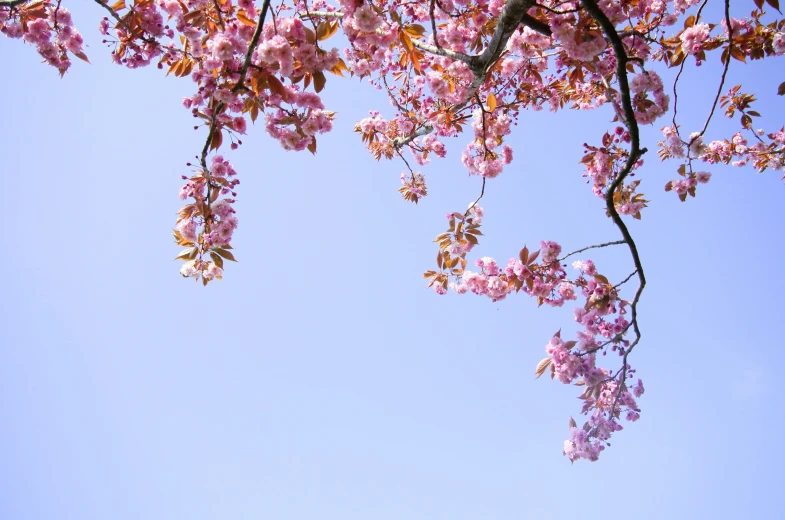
2,0,783,462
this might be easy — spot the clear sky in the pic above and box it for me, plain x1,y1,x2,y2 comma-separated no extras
2,3,784,519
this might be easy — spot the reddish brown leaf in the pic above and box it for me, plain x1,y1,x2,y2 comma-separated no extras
266,74,288,100
209,128,223,150
535,357,552,379
313,71,326,93
213,248,237,262
236,9,256,26
399,30,414,52
73,51,90,64
519,246,529,264
210,251,224,269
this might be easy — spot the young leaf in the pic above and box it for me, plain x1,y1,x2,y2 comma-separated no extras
236,9,256,26
487,92,497,112
210,251,224,269
535,357,552,379
213,248,237,261
519,246,529,263
399,31,414,52
73,51,91,64
209,128,223,150
267,75,288,101
313,71,326,93
174,247,196,261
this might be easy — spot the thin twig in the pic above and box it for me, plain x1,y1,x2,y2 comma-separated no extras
93,0,143,38
613,269,638,289
466,177,487,214
558,240,626,262
697,0,732,137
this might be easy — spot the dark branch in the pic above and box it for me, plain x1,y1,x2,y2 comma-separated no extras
520,13,552,36
429,0,442,48
580,0,647,414
0,0,29,7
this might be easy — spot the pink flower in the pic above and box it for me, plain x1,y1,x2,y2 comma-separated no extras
450,282,469,294
773,33,785,55
210,35,234,61
540,240,562,264
232,116,247,134
179,260,199,278
177,218,197,241
680,24,711,55
205,262,223,280
558,283,576,300
352,6,382,33
476,256,500,275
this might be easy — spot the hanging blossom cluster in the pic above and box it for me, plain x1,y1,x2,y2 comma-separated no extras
425,202,645,461
461,108,514,178
4,0,784,460
174,155,240,282
0,1,86,75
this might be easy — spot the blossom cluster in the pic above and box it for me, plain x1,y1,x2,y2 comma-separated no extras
1,1,85,75
433,212,646,461
174,155,240,284
5,0,784,461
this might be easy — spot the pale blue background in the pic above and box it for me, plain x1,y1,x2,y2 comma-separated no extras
1,2,784,518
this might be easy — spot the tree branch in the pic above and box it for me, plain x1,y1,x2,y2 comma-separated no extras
93,0,147,40
200,0,272,194
580,0,647,413
306,2,540,149
520,12,552,36
0,0,29,7
429,0,442,48
410,39,473,63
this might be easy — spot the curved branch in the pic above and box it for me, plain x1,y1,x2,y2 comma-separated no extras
580,0,647,409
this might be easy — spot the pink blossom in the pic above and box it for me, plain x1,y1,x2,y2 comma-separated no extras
680,24,711,56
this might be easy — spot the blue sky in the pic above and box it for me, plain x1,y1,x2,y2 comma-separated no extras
2,3,784,519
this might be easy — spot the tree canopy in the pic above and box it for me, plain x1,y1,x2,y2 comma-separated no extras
2,0,783,461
